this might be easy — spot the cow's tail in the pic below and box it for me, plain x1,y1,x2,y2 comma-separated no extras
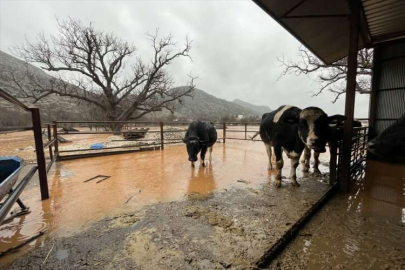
249,131,260,140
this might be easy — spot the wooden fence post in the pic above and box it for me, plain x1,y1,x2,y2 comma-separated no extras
160,122,164,150
31,108,49,200
244,123,247,140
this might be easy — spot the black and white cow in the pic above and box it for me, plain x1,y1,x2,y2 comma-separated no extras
259,105,346,187
301,119,362,174
183,121,217,167
367,113,405,158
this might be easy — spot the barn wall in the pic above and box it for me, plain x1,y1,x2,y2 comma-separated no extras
370,39,405,135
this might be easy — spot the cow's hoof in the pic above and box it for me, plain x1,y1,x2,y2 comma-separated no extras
275,180,281,188
291,181,300,187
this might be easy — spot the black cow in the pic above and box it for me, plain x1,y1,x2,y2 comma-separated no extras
183,121,217,167
259,105,345,187
301,119,362,174
368,113,405,158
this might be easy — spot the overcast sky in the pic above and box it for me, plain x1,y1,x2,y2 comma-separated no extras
0,0,369,117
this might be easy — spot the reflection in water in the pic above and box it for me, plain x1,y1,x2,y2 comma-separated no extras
188,164,216,196
301,160,405,270
0,139,330,267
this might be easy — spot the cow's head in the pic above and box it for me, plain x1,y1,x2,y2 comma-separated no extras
367,115,405,157
284,107,346,153
183,136,204,162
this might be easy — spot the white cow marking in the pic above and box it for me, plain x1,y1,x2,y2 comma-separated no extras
299,109,324,146
273,105,293,123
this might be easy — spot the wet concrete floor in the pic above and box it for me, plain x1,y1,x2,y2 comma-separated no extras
1,140,331,268
266,160,405,270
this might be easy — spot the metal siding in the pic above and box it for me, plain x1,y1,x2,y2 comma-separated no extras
373,39,405,134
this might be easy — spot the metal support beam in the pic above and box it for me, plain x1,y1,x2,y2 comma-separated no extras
368,46,381,139
31,108,49,200
340,0,361,192
280,0,310,18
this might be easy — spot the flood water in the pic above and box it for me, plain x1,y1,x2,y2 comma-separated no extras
0,140,331,267
270,160,405,269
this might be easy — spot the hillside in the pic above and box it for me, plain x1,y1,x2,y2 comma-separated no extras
1,50,261,124
233,99,271,116
147,87,261,121
0,50,92,125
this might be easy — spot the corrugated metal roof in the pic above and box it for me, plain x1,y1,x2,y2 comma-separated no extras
363,0,405,43
254,0,405,64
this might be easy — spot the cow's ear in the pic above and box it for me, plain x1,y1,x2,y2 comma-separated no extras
283,115,299,124
328,115,346,126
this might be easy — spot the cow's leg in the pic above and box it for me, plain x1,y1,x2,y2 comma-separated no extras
274,145,283,188
265,143,273,170
290,157,300,187
208,146,213,162
200,146,207,167
303,146,311,172
313,152,321,174
191,162,195,168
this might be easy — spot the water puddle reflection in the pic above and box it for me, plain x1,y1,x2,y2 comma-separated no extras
0,140,330,267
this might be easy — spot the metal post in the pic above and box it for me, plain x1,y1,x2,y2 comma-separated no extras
244,123,247,140
47,124,53,161
329,130,338,186
223,123,226,143
52,123,59,158
340,0,360,192
31,108,49,200
160,122,164,150
368,46,380,140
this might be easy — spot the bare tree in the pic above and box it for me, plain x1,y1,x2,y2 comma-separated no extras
278,46,373,103
5,18,196,129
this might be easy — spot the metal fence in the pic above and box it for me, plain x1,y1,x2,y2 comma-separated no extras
329,126,369,187
51,121,261,160
0,88,51,201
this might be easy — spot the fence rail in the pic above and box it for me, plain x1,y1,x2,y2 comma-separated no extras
0,87,49,200
329,126,369,188
50,121,261,160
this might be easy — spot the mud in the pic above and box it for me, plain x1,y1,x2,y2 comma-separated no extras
7,179,330,270
266,160,405,270
1,140,331,269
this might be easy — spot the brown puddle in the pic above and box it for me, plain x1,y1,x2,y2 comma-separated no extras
270,160,405,270
0,139,330,267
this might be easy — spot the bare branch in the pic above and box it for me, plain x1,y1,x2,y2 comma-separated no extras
278,46,373,102
6,18,196,129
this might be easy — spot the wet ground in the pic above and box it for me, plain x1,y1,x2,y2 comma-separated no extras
0,140,331,269
0,131,38,162
266,160,405,270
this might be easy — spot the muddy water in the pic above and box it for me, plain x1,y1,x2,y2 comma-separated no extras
269,160,405,270
0,140,330,267
0,131,37,161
